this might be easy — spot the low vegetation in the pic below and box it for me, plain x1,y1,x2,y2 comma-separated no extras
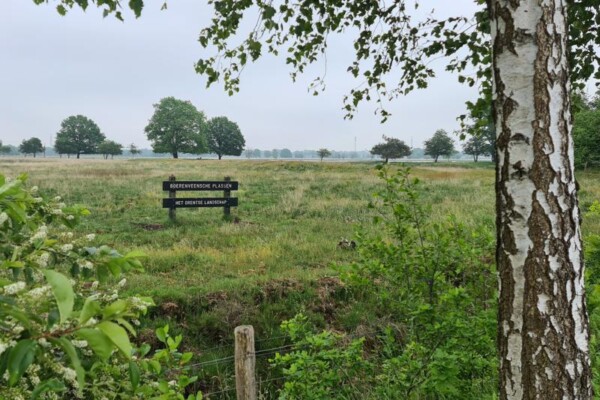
2,158,600,398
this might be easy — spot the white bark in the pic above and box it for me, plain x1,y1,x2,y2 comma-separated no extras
491,0,592,398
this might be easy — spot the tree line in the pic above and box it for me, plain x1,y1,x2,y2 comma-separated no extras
13,97,246,160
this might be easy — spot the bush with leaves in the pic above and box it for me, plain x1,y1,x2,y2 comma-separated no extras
339,165,497,398
0,174,201,399
270,314,372,400
269,166,496,399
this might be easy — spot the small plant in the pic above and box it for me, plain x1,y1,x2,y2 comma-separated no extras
86,324,202,399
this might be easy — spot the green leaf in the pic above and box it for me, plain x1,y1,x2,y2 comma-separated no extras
79,297,101,325
52,337,85,391
7,339,37,386
43,270,74,323
116,318,136,336
98,321,132,358
124,250,147,259
31,379,66,399
129,361,140,390
76,328,114,361
149,359,161,374
156,325,168,343
102,299,128,319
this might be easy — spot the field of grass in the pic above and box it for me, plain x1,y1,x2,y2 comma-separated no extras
3,157,600,397
0,159,503,295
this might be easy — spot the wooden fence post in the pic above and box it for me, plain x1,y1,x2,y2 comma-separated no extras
224,176,231,218
235,325,256,400
168,175,176,222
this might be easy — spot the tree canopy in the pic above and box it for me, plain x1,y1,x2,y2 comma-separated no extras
370,136,411,163
55,115,105,159
461,127,493,162
424,130,455,162
98,140,123,159
129,143,141,157
573,91,600,169
206,116,245,160
317,148,331,161
280,148,293,158
19,137,44,158
145,97,207,159
0,141,13,155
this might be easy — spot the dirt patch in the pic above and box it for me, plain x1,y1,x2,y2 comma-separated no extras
315,277,345,322
135,223,164,231
254,278,304,302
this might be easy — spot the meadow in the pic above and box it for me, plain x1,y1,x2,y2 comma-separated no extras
3,157,600,398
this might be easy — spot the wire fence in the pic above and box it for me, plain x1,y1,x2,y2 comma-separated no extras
185,334,302,399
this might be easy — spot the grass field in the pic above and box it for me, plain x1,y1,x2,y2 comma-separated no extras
3,157,600,397
3,157,600,314
0,159,505,293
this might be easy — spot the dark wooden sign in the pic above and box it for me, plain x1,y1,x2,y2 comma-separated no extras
162,181,238,191
163,175,238,221
163,197,238,208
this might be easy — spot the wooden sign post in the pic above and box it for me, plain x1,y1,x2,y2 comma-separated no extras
163,176,238,222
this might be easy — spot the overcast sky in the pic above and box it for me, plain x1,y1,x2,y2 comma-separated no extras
1,1,482,151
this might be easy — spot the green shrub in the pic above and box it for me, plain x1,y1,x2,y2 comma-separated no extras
271,314,372,400
0,174,200,399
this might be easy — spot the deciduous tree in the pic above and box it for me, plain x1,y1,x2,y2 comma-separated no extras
206,116,245,160
19,137,44,158
98,140,123,159
0,141,13,155
129,143,141,158
573,92,600,169
370,136,411,163
54,135,76,158
424,130,455,163
462,132,492,162
317,148,331,162
55,115,105,159
280,148,293,158
145,97,208,159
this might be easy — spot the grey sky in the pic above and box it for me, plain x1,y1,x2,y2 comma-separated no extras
1,1,481,151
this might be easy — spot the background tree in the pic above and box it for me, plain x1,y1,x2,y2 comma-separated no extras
317,148,331,162
55,115,105,159
293,150,304,159
54,135,76,158
98,140,123,159
252,149,262,158
280,148,293,158
129,143,141,158
462,132,493,162
0,141,12,156
573,92,600,169
206,116,245,160
145,97,207,159
370,136,411,163
263,150,272,159
271,149,279,159
19,137,44,158
424,130,455,162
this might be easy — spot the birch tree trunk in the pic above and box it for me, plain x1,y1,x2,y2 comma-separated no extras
491,0,592,398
